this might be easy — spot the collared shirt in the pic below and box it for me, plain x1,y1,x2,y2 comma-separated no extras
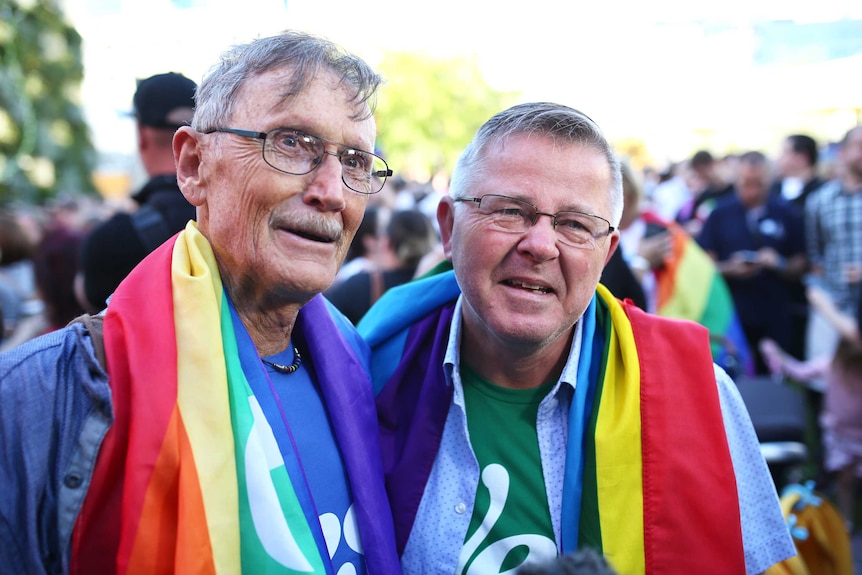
805,180,862,313
401,296,795,575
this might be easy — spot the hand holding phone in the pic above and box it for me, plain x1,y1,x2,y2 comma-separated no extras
737,250,760,264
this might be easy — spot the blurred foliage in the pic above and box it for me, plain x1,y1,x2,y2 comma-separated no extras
615,137,652,172
0,0,96,206
374,51,520,183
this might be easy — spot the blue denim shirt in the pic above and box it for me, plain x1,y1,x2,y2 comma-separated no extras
0,323,111,575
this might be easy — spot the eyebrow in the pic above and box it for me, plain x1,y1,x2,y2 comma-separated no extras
275,115,376,154
499,192,602,216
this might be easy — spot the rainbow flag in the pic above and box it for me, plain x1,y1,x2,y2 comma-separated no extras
573,285,744,572
363,270,746,573
70,222,399,574
641,212,754,377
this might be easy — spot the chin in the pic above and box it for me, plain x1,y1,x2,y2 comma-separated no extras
280,268,337,298
490,318,563,348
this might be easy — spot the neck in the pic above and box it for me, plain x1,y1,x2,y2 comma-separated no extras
460,324,572,390
222,278,304,357
742,196,768,210
241,307,300,357
797,166,815,182
844,171,862,192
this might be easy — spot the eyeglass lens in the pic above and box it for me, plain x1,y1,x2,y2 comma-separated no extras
264,128,388,194
476,195,609,247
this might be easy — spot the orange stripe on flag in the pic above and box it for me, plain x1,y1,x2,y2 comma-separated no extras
125,407,216,575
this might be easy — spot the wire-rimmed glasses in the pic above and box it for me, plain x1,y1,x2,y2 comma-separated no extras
454,194,615,249
204,127,392,194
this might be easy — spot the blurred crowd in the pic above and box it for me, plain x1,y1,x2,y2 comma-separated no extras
2,128,860,364
1,114,861,561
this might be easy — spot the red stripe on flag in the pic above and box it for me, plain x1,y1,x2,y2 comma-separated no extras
71,237,180,574
625,302,745,574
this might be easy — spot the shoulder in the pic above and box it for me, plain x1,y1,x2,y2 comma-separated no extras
85,211,135,241
700,200,740,233
145,186,196,228
321,298,371,371
627,302,710,340
360,269,460,347
81,211,142,256
806,179,841,206
0,323,112,563
0,323,109,406
326,271,371,301
710,197,744,218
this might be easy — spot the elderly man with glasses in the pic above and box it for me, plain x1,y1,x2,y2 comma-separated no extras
359,103,795,575
0,31,400,574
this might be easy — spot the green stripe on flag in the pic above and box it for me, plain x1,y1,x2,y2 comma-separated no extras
220,298,326,574
578,299,612,554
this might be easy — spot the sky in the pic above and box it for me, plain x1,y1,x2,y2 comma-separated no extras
62,0,862,180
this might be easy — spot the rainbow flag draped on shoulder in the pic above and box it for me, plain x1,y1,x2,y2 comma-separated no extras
361,270,746,574
70,222,400,574
639,211,754,377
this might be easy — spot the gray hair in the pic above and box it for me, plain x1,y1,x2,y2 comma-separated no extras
192,30,382,131
449,102,623,226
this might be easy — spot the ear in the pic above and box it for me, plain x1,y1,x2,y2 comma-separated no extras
603,231,621,267
173,126,206,207
437,196,456,260
136,123,147,153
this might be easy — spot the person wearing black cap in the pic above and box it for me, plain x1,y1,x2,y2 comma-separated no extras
77,72,198,312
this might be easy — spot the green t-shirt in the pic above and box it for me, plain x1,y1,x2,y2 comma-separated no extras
459,363,557,574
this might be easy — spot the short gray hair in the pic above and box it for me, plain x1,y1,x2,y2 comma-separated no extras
192,30,382,131
449,102,623,226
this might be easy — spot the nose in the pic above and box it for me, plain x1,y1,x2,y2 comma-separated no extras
304,151,346,211
516,214,559,262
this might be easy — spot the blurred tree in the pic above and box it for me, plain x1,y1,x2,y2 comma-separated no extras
375,51,519,184
0,0,96,205
615,137,652,172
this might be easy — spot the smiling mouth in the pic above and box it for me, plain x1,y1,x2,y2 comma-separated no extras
288,228,336,243
504,279,553,294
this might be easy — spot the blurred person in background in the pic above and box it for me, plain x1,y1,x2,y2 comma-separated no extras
760,281,862,532
604,163,752,376
770,134,825,211
804,126,862,369
648,160,690,223
0,201,89,351
698,151,807,375
333,204,388,285
326,208,437,324
674,149,734,237
767,134,825,364
0,208,41,343
1,224,86,351
77,72,198,313
802,126,862,480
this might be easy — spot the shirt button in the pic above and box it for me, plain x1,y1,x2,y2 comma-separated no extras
455,502,467,514
63,473,83,489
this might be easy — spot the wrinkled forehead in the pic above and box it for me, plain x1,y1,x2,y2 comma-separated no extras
481,134,615,207
233,67,369,119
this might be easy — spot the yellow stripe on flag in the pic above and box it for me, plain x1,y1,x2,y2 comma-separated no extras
594,285,645,574
173,223,241,574
658,237,713,320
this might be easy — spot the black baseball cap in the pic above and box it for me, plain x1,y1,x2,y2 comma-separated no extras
132,72,196,130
